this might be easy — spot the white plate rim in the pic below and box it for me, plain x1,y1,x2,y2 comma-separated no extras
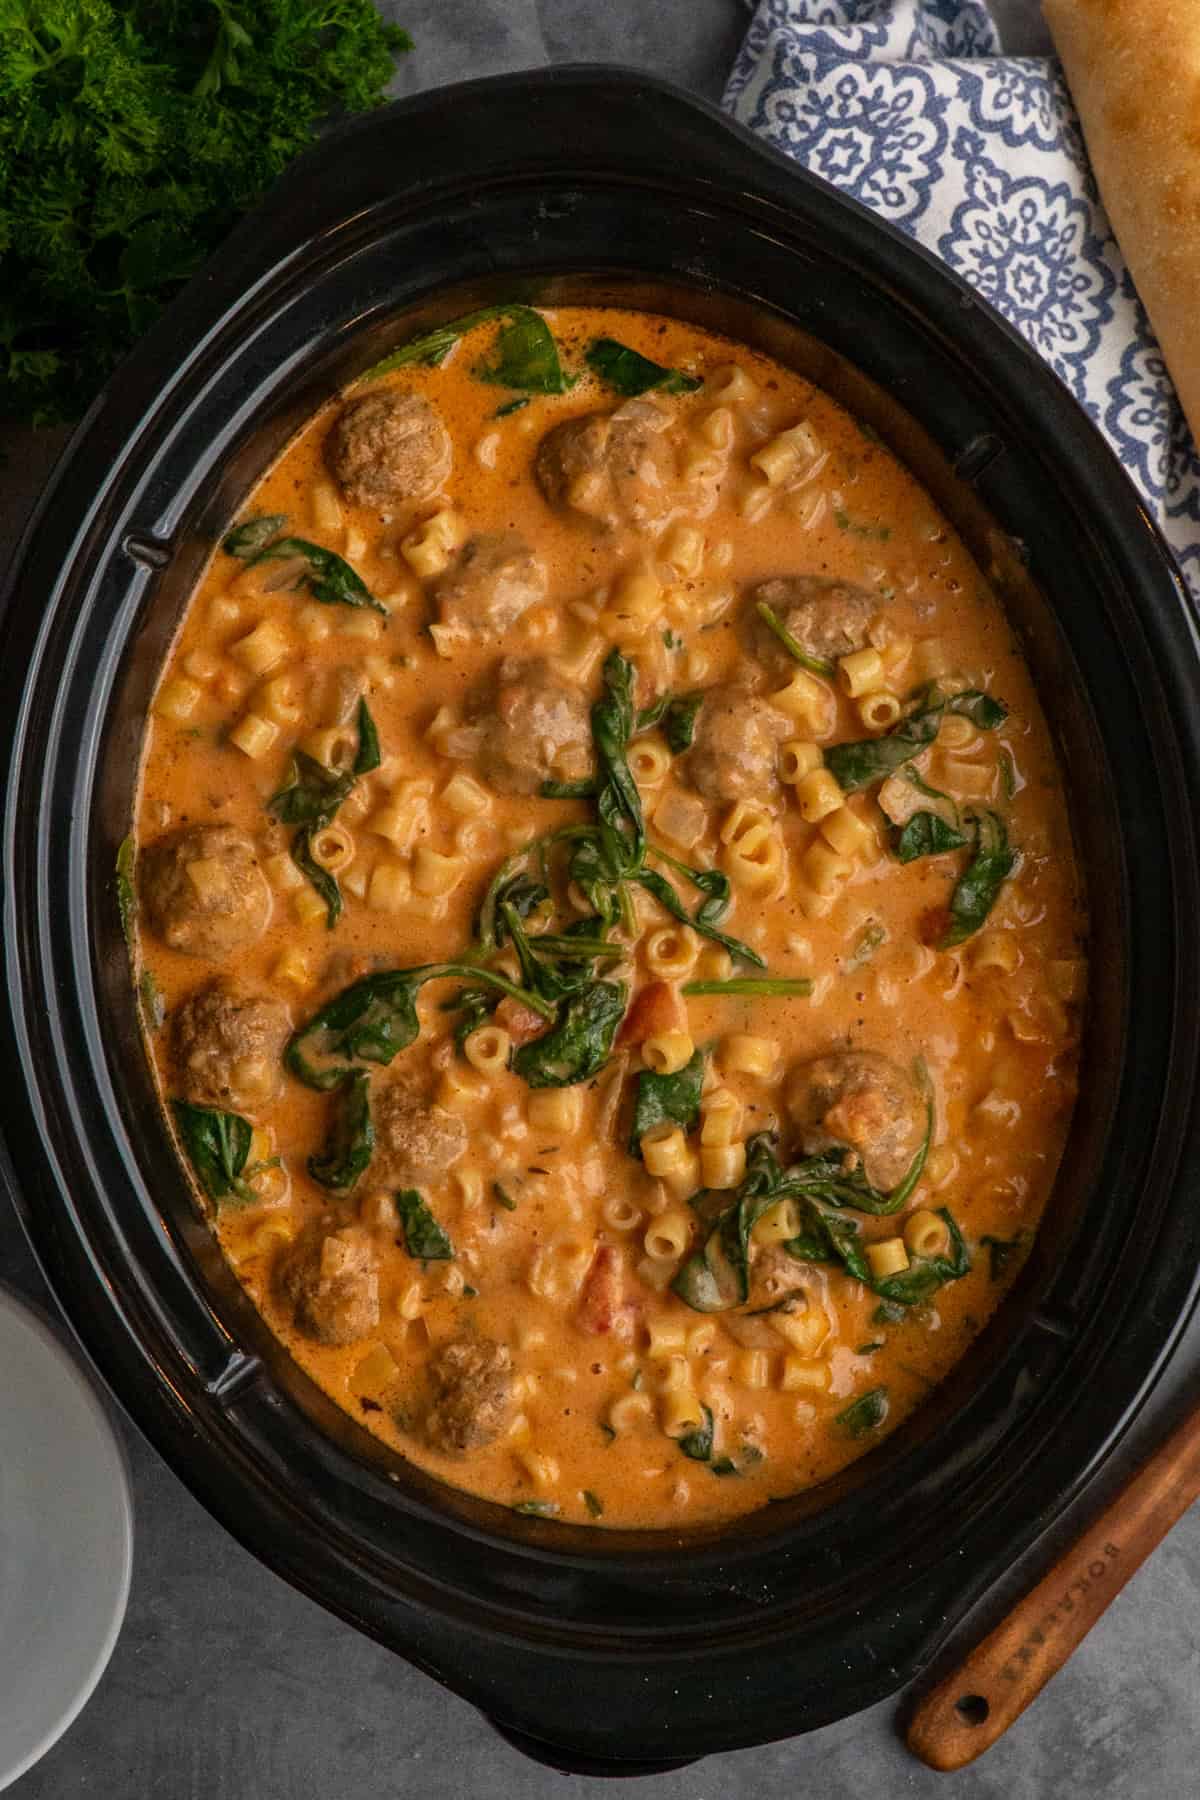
0,1283,134,1793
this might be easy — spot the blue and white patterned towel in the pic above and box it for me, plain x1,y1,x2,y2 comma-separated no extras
725,0,1200,598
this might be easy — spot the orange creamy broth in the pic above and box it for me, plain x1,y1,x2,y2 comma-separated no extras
132,305,1086,1529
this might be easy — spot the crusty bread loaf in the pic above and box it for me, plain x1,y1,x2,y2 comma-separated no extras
1044,0,1200,443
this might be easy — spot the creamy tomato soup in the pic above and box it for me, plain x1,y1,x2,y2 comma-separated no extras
129,305,1086,1529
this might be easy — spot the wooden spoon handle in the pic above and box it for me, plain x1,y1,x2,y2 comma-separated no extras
907,1400,1200,1770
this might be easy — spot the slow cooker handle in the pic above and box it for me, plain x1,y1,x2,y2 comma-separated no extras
906,1395,1200,1768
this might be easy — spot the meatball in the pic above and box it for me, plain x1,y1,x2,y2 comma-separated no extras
432,532,547,640
172,983,291,1115
785,1051,925,1191
423,1334,513,1453
278,1224,379,1348
471,657,593,796
752,576,879,668
684,686,789,804
535,399,687,531
324,392,451,510
371,1076,467,1187
139,825,271,959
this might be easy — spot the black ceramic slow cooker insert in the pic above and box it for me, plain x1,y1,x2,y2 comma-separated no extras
3,72,1200,1773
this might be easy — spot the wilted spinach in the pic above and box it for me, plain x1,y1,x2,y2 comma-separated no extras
116,836,137,948
825,685,1008,794
268,698,380,929
236,533,387,615
835,1387,890,1437
940,810,1015,947
172,1100,256,1208
673,1099,935,1315
894,811,969,862
222,513,287,559
511,981,628,1088
476,307,577,395
395,1189,454,1262
630,1048,706,1155
585,338,701,397
287,963,553,1091
308,1071,374,1191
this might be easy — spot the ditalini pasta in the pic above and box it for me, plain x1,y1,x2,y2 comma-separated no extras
129,303,1086,1529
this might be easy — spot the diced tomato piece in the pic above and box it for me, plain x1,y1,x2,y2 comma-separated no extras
577,1245,638,1341
494,996,547,1045
618,979,684,1046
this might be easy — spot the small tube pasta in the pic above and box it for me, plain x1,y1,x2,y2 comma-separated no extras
857,691,902,732
231,619,290,676
721,1035,777,1078
794,767,844,823
644,1207,694,1262
904,1209,950,1260
779,740,822,784
527,1088,583,1133
701,1142,747,1189
464,1026,512,1076
643,1030,695,1076
838,647,885,698
641,1125,690,1181
866,1238,910,1280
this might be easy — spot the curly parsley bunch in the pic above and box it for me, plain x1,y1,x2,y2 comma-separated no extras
0,1,410,424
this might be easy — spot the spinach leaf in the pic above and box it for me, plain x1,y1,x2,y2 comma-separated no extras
116,836,136,949
172,1100,255,1207
673,1102,935,1315
981,1231,1029,1281
364,305,521,377
246,536,387,615
496,396,530,418
940,810,1016,948
583,1489,604,1518
835,1387,890,1436
449,987,498,1053
513,1499,559,1517
634,867,764,970
895,811,969,862
396,1189,454,1262
825,686,1009,794
287,963,553,1091
269,750,355,827
585,338,701,398
268,700,379,929
755,599,835,679
293,829,345,926
661,693,705,753
631,1047,706,1155
678,1405,716,1462
511,981,628,1088
308,1071,374,1190
475,308,576,395
222,513,286,559
870,1208,971,1308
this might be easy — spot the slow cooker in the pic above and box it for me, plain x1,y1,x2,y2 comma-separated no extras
3,71,1200,1773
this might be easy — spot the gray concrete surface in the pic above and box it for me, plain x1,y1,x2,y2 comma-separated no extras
3,2,1197,1795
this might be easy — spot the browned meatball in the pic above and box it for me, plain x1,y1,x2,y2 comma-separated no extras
535,399,685,531
423,1334,513,1453
139,825,271,959
325,392,451,510
432,533,547,640
278,1224,379,1347
371,1076,467,1187
752,576,879,668
172,983,291,1115
684,686,789,804
471,658,594,796
785,1051,925,1191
